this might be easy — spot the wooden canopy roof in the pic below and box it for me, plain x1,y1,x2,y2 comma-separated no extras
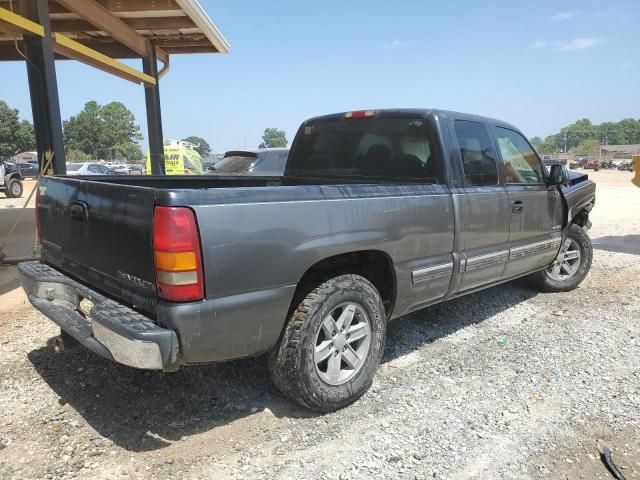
0,0,229,66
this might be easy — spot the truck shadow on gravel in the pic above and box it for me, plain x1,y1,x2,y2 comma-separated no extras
592,234,640,255
27,280,537,452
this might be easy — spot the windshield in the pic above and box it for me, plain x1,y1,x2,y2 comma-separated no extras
287,117,440,182
212,154,258,174
66,164,82,171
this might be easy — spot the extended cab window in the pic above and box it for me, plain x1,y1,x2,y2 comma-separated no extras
287,117,442,182
495,127,544,184
454,120,498,186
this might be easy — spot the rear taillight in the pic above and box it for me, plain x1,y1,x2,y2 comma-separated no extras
153,206,204,302
35,186,42,245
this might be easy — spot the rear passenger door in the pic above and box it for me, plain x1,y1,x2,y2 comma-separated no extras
493,126,563,277
452,120,510,292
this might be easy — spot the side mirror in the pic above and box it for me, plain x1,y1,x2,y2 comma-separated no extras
548,164,570,186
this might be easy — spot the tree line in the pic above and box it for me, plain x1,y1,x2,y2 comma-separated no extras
530,118,640,155
0,99,215,162
0,100,36,158
1,97,287,161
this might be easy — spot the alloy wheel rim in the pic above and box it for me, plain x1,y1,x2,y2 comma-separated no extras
11,183,20,195
314,301,371,386
546,238,581,280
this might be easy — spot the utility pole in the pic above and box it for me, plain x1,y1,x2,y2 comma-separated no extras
564,133,567,153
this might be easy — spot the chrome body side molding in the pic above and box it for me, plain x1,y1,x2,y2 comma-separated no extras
412,262,454,284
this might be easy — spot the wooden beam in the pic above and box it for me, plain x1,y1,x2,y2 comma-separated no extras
50,16,195,33
82,0,182,14
1,0,183,15
52,0,169,63
53,33,156,85
53,0,149,57
152,35,210,48
162,45,216,54
0,5,44,36
0,39,211,60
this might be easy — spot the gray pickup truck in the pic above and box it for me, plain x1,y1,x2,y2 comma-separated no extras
19,109,595,412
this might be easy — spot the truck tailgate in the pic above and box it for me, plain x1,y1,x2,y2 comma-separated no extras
38,177,157,314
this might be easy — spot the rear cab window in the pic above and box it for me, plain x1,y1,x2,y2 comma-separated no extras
286,114,443,183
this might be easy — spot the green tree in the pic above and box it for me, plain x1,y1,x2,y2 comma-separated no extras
16,120,36,152
99,102,142,158
529,136,543,150
617,118,640,144
537,142,557,155
112,142,143,161
63,100,103,156
0,100,35,158
259,128,287,148
66,149,91,162
571,138,600,155
182,136,211,158
63,101,142,160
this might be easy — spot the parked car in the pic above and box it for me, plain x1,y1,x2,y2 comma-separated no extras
207,148,289,176
17,161,39,179
112,164,143,175
65,162,116,175
19,109,596,412
105,161,125,169
0,160,23,198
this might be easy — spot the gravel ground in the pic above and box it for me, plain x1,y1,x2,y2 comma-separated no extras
0,170,639,480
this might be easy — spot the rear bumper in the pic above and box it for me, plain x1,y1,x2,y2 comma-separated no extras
18,261,180,371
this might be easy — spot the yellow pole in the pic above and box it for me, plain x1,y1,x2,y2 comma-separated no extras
632,154,640,188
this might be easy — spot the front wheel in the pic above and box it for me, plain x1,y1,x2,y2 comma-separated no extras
268,274,386,412
527,224,593,292
5,178,23,198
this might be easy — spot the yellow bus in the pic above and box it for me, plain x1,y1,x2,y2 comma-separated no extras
146,139,204,175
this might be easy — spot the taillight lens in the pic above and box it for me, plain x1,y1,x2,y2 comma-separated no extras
35,186,42,245
153,206,204,302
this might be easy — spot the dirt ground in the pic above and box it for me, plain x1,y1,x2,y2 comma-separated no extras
0,179,38,260
0,170,638,480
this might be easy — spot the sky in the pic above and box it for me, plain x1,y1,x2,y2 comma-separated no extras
1,0,639,154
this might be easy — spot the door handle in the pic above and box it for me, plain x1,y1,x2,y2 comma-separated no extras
69,201,89,222
511,200,524,213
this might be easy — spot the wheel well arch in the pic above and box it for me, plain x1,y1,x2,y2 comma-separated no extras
289,250,397,319
5,172,21,182
571,204,594,228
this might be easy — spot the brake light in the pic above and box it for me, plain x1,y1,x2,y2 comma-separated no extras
153,206,204,302
344,110,377,119
35,186,42,245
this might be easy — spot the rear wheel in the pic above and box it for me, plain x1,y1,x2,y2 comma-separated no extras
527,224,592,292
268,274,386,412
5,178,23,198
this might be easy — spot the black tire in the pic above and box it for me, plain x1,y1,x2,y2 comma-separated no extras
527,224,592,292
5,178,23,198
268,274,386,412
